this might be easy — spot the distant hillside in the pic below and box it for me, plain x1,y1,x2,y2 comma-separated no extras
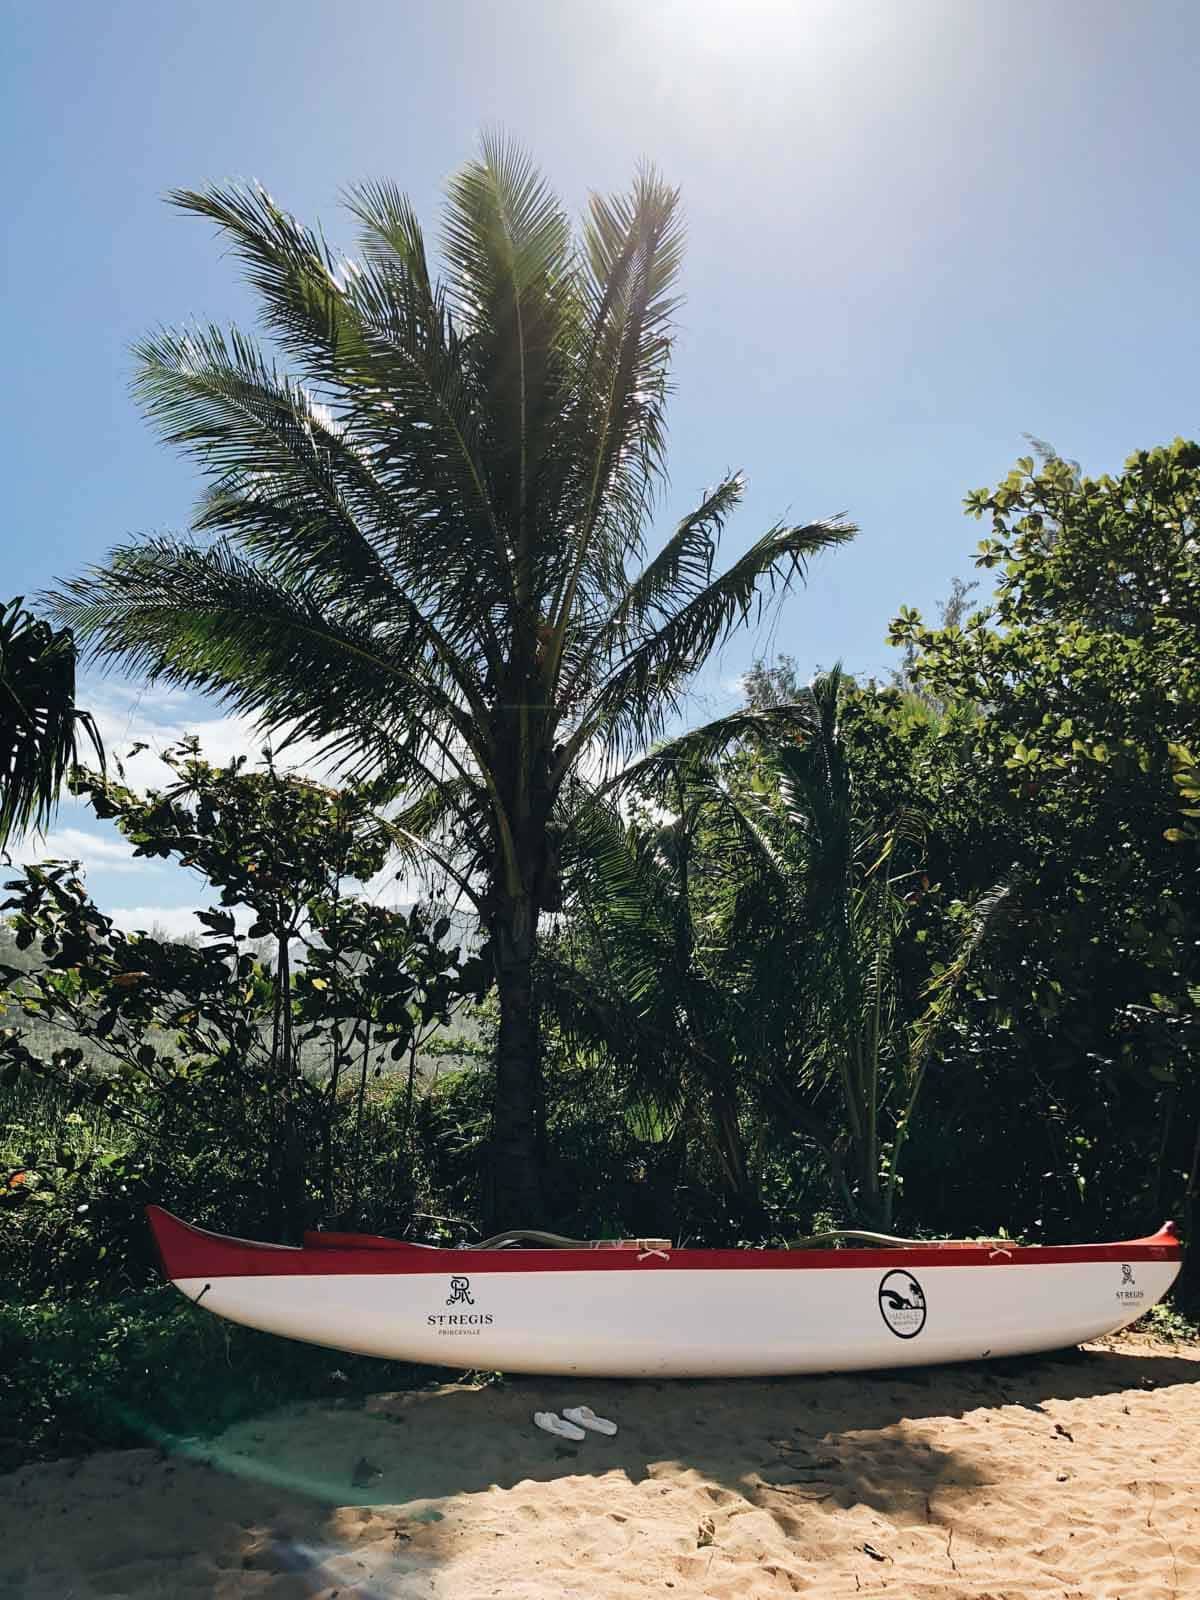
0,920,486,1087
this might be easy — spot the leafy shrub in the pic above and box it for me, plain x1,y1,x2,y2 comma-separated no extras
0,1290,434,1473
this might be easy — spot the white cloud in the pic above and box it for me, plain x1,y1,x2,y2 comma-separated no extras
108,904,206,941
108,903,257,942
9,824,164,876
86,680,197,716
81,682,335,793
363,858,432,911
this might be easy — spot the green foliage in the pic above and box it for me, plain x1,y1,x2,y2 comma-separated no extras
740,653,805,709
0,742,490,1284
558,670,1011,1231
887,440,1200,1257
0,1291,433,1473
0,1059,484,1299
890,439,1200,800
1137,1300,1200,1343
0,597,101,847
536,440,1200,1260
1166,742,1200,844
6,430,1200,1478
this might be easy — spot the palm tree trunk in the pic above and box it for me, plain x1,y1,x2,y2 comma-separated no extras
712,1082,748,1196
487,889,545,1229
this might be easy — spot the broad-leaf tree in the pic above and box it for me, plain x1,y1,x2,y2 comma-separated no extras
0,598,101,848
889,439,1200,1252
1,744,488,1250
54,138,851,1225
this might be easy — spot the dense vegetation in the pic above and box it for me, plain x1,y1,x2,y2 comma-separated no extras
5,441,1198,1282
2,144,1198,1464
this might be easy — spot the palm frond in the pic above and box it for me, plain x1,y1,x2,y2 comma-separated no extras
0,598,102,847
442,134,574,570
564,517,854,774
52,541,484,788
542,168,686,657
171,182,514,624
343,178,435,301
560,790,678,964
537,946,690,1134
912,876,1017,1041
574,168,684,545
168,181,352,373
885,874,1019,1215
134,324,399,583
558,475,743,702
593,700,812,798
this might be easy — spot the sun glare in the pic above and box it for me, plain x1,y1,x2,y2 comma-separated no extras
644,0,884,61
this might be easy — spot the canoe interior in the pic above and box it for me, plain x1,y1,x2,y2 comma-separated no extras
147,1206,1182,1280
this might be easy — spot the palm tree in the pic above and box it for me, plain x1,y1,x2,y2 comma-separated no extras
54,138,852,1226
627,669,1012,1228
543,781,761,1223
0,597,102,849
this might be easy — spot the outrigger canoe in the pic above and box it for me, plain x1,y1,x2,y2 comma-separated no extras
146,1207,1181,1379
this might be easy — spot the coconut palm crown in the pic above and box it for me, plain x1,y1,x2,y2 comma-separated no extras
55,136,853,1226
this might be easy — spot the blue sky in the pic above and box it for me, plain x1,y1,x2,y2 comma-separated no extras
4,0,1198,930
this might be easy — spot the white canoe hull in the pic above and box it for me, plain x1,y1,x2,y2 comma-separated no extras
169,1252,1180,1378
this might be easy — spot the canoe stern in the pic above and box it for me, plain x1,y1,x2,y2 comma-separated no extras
145,1204,300,1282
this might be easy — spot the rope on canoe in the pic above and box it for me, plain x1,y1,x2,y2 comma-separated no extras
474,1227,1007,1250
784,1229,1011,1248
475,1229,594,1250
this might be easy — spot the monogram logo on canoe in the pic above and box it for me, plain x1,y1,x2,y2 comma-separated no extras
446,1275,475,1306
879,1270,927,1339
1116,1262,1144,1303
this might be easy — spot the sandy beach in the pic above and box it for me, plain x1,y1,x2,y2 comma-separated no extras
2,1337,1197,1600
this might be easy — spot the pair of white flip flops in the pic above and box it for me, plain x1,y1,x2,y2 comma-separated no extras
533,1406,617,1441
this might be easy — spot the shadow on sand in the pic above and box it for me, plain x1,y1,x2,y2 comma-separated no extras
4,1343,1196,1596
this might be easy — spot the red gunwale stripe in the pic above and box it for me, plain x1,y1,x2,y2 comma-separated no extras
146,1207,1182,1283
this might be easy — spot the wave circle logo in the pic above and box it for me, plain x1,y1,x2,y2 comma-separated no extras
878,1269,927,1339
